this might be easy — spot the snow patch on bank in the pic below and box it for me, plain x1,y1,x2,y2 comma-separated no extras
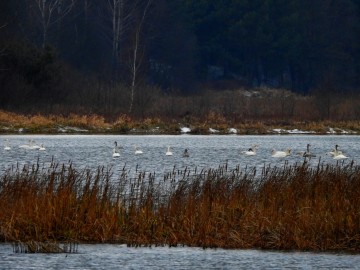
180,127,191,133
272,128,316,134
228,128,238,134
327,127,357,134
209,128,220,133
58,126,89,133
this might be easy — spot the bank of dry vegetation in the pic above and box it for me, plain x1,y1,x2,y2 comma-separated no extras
0,88,360,135
1,161,360,252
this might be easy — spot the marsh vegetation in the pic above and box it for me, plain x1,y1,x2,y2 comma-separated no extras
1,160,359,252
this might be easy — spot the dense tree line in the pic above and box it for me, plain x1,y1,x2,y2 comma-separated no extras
0,0,359,115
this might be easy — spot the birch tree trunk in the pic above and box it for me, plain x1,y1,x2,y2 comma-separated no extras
128,0,152,114
33,0,76,48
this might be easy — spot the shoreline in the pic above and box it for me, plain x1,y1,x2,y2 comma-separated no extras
1,110,359,135
0,123,359,136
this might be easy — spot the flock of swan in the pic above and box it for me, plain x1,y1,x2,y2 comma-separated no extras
112,142,180,158
3,139,349,160
112,142,348,160
241,144,349,160
3,139,46,151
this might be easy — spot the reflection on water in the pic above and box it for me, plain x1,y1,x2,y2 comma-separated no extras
1,244,360,269
1,135,360,268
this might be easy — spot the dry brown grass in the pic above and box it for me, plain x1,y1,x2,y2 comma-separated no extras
1,161,360,251
0,109,359,134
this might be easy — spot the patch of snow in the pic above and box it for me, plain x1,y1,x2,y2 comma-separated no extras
18,128,24,133
180,127,191,133
58,126,89,133
243,91,252,97
287,129,316,134
272,128,316,134
209,128,220,133
272,128,284,134
327,127,336,134
150,127,161,133
228,128,237,134
340,129,357,134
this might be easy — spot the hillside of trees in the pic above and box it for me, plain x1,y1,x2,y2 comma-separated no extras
0,0,359,119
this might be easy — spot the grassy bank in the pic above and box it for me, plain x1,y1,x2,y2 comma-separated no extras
0,110,359,135
1,161,360,252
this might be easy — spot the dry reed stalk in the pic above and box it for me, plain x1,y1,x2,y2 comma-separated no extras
1,161,360,251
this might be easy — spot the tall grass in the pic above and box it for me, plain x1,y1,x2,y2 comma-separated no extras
0,161,360,251
1,109,360,134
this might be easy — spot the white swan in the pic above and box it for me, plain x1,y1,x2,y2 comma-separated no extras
333,153,348,160
241,145,258,156
134,146,143,155
183,148,189,158
19,139,40,150
112,141,120,157
4,139,11,150
39,144,46,151
29,139,40,149
332,145,348,159
166,146,173,156
19,139,32,149
328,144,343,157
272,149,291,158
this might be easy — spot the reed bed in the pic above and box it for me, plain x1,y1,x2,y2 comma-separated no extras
12,241,78,253
0,161,360,252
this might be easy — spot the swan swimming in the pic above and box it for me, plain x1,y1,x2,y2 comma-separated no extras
331,145,348,159
112,141,121,157
183,148,189,157
272,149,291,158
166,146,173,156
241,145,258,156
19,139,40,149
297,144,316,158
39,144,46,151
328,144,343,157
134,146,143,155
4,139,11,150
333,152,348,160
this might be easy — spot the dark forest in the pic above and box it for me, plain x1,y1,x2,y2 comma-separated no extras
0,0,359,120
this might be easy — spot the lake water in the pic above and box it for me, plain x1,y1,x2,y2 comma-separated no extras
1,134,359,177
1,134,360,269
1,243,360,269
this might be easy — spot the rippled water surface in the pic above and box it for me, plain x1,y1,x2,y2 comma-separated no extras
1,134,359,175
1,244,360,269
1,134,360,269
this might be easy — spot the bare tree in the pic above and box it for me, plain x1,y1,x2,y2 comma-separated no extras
32,0,76,48
107,0,133,60
128,0,152,114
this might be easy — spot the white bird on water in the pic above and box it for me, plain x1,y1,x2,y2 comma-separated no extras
113,141,121,157
328,144,343,157
331,145,348,160
39,144,46,151
4,139,11,150
19,139,40,150
166,146,173,156
272,149,291,158
241,145,258,156
134,146,143,155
